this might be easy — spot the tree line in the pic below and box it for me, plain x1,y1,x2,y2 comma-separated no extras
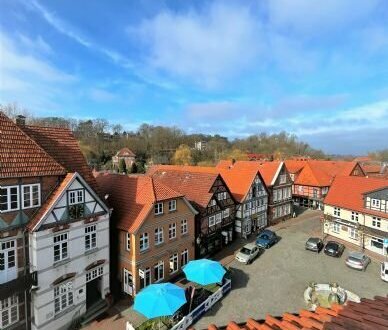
6,102,387,171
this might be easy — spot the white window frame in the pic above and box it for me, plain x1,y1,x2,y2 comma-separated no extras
223,208,230,218
0,295,19,328
22,184,41,209
154,202,163,215
215,212,222,224
181,249,189,266
210,199,216,206
351,212,359,221
371,198,380,208
139,267,151,289
332,222,341,233
85,224,97,251
169,253,179,273
69,189,84,205
181,219,188,235
155,227,164,245
168,200,177,212
154,261,164,282
279,174,287,184
139,233,149,251
0,186,19,213
372,217,381,228
0,240,17,281
126,233,131,251
371,236,383,250
54,281,73,314
348,227,358,240
209,215,216,227
86,266,103,282
53,233,68,263
169,223,176,240
333,207,341,217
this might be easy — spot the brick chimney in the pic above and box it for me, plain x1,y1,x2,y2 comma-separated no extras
15,115,26,127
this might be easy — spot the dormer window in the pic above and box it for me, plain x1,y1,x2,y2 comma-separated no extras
279,174,286,184
168,200,176,212
22,184,40,209
0,186,19,212
154,202,163,215
371,199,380,208
69,190,84,205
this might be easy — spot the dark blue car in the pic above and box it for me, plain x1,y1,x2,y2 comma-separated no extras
256,230,278,249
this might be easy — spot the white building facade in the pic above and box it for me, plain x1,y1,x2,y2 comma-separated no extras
29,173,110,330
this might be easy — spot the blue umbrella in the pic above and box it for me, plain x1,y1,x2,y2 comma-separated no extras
134,283,186,319
183,259,226,286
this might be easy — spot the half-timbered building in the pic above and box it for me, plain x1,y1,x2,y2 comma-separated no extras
217,161,293,225
217,167,268,238
0,113,111,330
148,166,237,258
285,160,365,209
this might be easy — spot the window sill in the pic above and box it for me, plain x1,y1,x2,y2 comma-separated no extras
169,237,177,242
139,248,150,254
53,258,70,268
181,232,189,237
168,209,177,213
85,247,98,255
155,242,165,248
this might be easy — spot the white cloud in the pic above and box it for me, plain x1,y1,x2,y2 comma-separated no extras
17,33,53,54
131,3,262,87
0,32,76,112
267,0,381,38
0,32,74,83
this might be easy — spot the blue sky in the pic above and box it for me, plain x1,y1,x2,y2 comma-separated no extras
1,0,388,154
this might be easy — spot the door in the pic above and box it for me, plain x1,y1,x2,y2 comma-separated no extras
86,277,101,309
0,240,17,283
123,269,134,296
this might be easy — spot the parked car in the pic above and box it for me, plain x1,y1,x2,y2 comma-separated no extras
381,262,388,282
235,243,264,264
323,241,345,257
256,230,278,249
305,237,324,253
345,251,371,271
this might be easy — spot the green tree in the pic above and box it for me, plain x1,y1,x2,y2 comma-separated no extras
118,158,127,174
130,162,138,174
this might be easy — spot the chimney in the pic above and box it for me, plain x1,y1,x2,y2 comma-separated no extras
16,115,26,127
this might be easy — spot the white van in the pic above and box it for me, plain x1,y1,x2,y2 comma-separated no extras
381,262,388,282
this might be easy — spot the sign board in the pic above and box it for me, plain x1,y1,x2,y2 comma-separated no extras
383,238,388,247
138,269,144,279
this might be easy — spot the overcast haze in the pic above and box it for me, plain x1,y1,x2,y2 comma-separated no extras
1,0,388,154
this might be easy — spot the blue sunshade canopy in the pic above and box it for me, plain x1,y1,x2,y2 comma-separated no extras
183,259,226,286
134,283,187,319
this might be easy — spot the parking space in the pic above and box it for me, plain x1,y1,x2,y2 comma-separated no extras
195,210,386,329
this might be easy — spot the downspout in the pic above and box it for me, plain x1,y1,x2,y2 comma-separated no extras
23,228,31,330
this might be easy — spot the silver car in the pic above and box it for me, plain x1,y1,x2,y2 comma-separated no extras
345,251,371,271
235,243,263,264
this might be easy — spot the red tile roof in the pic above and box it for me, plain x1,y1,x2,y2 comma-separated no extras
362,164,382,174
115,147,136,157
284,160,308,174
22,125,99,192
0,112,66,178
324,176,388,216
148,165,221,209
96,174,183,232
218,168,266,203
203,295,388,330
217,161,282,187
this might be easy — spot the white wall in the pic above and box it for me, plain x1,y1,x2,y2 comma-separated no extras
30,214,110,330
